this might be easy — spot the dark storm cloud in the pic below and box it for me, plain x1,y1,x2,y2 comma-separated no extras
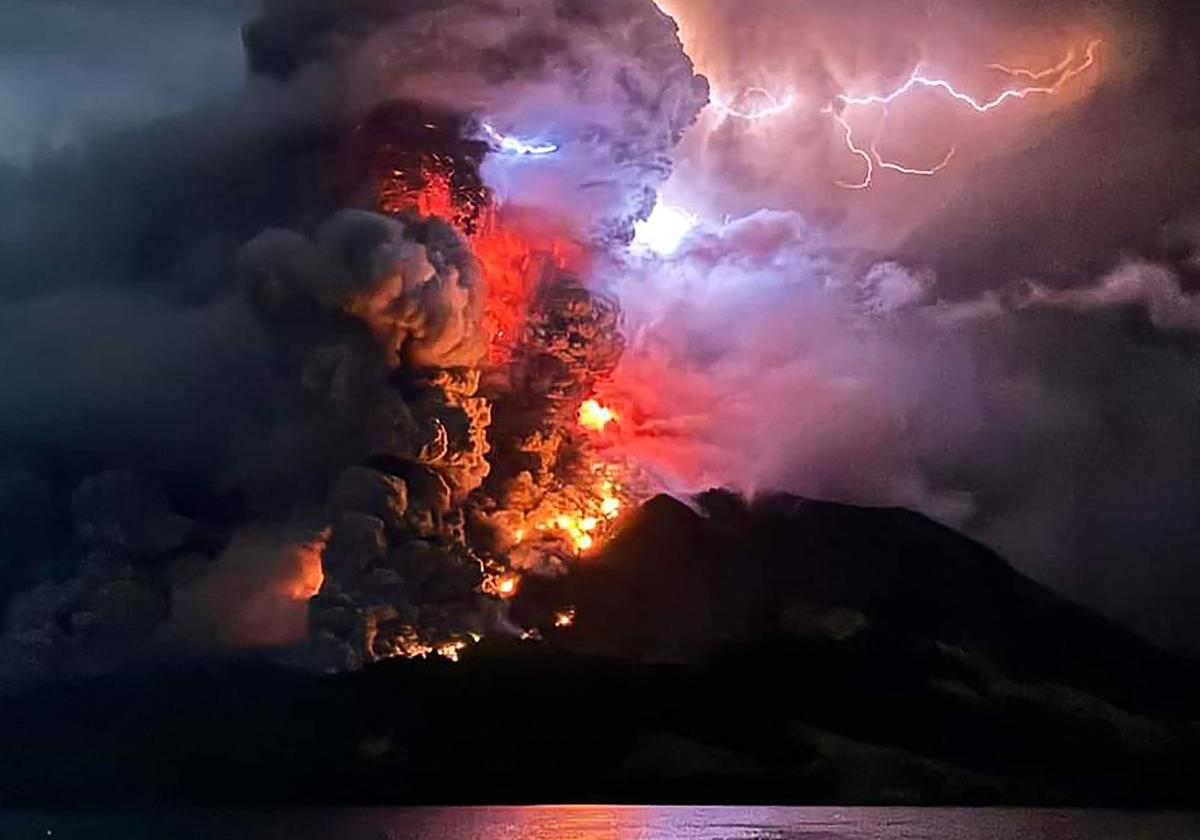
0,0,257,166
0,0,352,677
0,290,272,471
888,0,1200,648
0,0,319,485
884,0,1200,651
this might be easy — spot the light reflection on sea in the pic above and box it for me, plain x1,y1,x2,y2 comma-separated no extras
3,806,1198,839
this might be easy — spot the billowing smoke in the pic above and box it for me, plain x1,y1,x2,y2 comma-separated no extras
599,211,976,522
173,524,327,649
245,0,707,242
0,0,704,684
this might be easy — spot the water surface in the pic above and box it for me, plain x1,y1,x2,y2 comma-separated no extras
5,806,1198,839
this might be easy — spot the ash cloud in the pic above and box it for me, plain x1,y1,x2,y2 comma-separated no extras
0,0,256,167
244,0,707,242
605,209,1200,650
604,0,1200,650
173,524,328,649
0,0,703,682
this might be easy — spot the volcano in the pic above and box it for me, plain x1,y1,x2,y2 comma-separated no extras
2,492,1196,807
5,0,1200,818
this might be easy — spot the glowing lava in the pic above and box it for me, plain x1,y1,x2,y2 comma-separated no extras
470,217,587,363
375,145,640,650
484,572,521,599
548,514,598,552
522,472,626,558
281,530,330,601
578,399,617,433
554,608,576,628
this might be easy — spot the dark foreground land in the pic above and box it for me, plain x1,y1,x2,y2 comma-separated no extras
1,492,1198,806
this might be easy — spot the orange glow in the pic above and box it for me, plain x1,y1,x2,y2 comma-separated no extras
376,159,637,608
578,399,618,433
471,217,585,363
378,158,585,363
437,640,468,662
539,511,599,554
526,471,627,556
375,628,476,662
554,608,576,628
280,529,330,601
377,152,489,233
484,572,521,599
410,168,458,220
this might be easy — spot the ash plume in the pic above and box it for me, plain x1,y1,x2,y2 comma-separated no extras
0,0,704,683
244,0,708,243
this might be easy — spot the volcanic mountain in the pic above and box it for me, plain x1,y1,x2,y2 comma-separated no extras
1,491,1196,807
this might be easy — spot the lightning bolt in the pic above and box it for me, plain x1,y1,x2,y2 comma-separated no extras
874,142,957,177
711,40,1101,189
825,104,959,189
836,39,1101,114
824,108,874,190
480,122,559,156
986,48,1079,82
711,87,796,121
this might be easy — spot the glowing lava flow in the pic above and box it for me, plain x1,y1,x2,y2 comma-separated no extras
554,608,576,628
578,399,617,432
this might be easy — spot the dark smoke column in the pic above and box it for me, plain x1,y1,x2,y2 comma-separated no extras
240,0,708,666
243,0,709,243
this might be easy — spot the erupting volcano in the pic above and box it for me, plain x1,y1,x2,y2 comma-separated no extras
3,0,1197,713
223,0,710,668
8,0,1200,817
209,0,1117,668
305,139,651,662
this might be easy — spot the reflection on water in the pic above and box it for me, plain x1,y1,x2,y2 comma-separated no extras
369,807,1199,840
3,806,1199,839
